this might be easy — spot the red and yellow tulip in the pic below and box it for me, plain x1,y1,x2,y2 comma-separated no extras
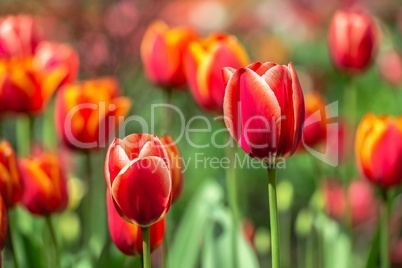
0,140,22,207
301,92,327,149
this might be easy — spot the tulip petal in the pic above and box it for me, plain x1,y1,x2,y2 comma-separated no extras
105,138,130,187
222,67,235,86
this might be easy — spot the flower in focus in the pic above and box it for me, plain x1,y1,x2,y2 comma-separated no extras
301,91,327,149
185,33,249,113
328,9,377,73
20,150,68,216
141,20,197,89
33,41,79,88
355,114,402,188
322,179,377,227
223,61,305,160
55,77,131,150
0,196,6,250
0,15,41,58
105,134,171,227
0,140,22,207
160,135,183,203
106,189,164,255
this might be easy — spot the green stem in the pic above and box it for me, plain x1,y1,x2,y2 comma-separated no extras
17,115,34,156
7,212,19,268
225,143,239,268
83,151,92,249
42,99,56,150
142,227,151,268
306,234,313,268
163,88,172,134
267,166,280,268
46,216,59,267
380,191,390,268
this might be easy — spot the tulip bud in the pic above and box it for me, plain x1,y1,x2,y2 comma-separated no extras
55,77,131,150
0,140,22,207
105,134,172,227
301,92,327,149
160,135,183,203
106,190,164,255
377,49,402,86
328,9,377,73
355,114,402,188
0,196,7,250
141,20,197,89
0,15,41,58
20,151,68,216
33,41,79,88
223,61,305,160
185,33,249,113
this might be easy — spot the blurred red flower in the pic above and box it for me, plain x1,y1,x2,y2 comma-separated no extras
0,140,22,207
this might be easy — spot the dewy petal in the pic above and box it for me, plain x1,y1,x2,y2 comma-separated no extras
105,138,130,188
111,156,171,227
238,68,281,158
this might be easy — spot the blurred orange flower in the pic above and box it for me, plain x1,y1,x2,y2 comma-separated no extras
301,92,327,149
0,140,22,207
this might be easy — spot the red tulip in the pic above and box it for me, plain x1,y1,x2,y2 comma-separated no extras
328,9,377,73
33,41,79,88
20,150,68,216
322,179,377,227
0,196,7,250
106,189,164,255
0,15,41,58
185,33,249,113
301,92,327,149
160,135,184,203
55,77,131,150
223,61,305,160
355,114,402,188
105,134,171,227
0,140,22,207
141,20,197,88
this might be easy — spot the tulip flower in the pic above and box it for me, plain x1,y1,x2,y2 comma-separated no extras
0,15,41,58
141,20,197,89
20,151,68,216
33,41,79,88
0,140,22,207
160,135,183,203
223,61,305,160
105,133,171,227
0,196,7,250
301,92,327,149
328,9,377,73
322,179,377,227
106,190,164,255
55,77,131,150
355,114,402,188
185,33,249,113
377,49,402,85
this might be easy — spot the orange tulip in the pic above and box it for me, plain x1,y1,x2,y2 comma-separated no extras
106,189,164,256
160,135,184,203
355,114,402,188
20,151,68,216
0,140,22,207
141,20,197,89
185,33,249,113
0,15,41,58
33,41,79,88
55,77,131,150
301,92,327,149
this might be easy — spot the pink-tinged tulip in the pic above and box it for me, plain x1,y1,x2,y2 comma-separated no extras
20,151,68,216
378,49,402,86
185,33,249,113
355,114,402,188
301,92,327,149
141,20,197,88
0,140,22,207
0,196,6,251
106,190,164,255
223,61,305,160
33,41,79,88
0,15,41,58
55,77,131,150
323,179,377,227
0,58,62,115
160,135,183,203
105,134,171,227
328,9,377,73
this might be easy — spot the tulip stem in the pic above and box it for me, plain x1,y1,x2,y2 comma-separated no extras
267,165,280,268
46,216,59,268
7,213,20,268
17,115,34,157
380,190,390,268
142,226,151,268
83,151,93,249
163,87,173,134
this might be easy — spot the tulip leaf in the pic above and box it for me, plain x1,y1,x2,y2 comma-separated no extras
168,179,224,268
